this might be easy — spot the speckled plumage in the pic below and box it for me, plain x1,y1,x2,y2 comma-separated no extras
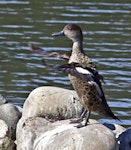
53,24,119,125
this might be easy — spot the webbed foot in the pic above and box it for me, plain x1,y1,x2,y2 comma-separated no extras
75,121,90,128
70,118,83,124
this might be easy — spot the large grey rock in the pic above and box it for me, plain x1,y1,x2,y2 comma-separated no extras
22,86,82,120
34,120,119,150
0,103,21,140
0,119,15,150
16,117,50,150
117,127,131,150
16,118,119,150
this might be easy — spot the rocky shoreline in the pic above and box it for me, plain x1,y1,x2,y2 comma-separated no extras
0,86,130,150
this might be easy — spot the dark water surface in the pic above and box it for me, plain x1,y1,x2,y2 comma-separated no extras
0,0,131,127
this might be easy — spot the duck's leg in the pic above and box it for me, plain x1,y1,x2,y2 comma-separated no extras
84,110,91,126
70,109,87,124
75,110,91,128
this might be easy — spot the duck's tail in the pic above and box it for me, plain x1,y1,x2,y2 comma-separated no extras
101,100,120,121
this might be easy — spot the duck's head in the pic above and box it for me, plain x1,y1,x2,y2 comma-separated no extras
52,24,83,42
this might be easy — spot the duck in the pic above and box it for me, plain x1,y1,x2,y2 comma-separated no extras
52,24,119,127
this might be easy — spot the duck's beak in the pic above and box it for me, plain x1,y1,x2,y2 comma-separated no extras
52,30,65,36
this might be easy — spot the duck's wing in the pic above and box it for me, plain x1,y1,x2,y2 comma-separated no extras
57,62,102,88
57,62,103,98
57,63,102,96
57,62,119,120
57,63,92,80
29,44,70,60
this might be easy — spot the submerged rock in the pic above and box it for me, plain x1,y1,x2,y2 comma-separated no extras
117,127,131,150
103,123,126,136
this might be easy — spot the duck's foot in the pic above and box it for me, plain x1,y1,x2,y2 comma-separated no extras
75,121,90,128
70,118,83,124
70,118,90,128
75,123,86,128
70,110,90,128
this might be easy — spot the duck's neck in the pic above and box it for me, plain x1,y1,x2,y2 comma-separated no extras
72,41,84,55
69,41,85,63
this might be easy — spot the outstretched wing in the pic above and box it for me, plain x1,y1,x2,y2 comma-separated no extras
29,44,104,83
29,44,70,60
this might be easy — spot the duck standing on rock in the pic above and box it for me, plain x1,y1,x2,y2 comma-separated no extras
52,24,119,127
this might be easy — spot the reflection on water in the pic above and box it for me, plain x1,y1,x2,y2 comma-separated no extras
0,0,131,127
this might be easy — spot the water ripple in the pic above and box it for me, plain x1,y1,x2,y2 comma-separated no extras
0,0,130,127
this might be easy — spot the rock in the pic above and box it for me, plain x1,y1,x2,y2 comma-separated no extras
103,123,126,136
117,127,131,150
22,86,82,120
16,118,119,150
0,94,6,105
0,119,15,150
16,117,50,150
34,120,119,150
0,103,22,140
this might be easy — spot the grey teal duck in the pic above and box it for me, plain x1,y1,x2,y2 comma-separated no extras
52,24,119,127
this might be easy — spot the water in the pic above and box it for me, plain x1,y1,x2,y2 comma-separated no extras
0,0,131,127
